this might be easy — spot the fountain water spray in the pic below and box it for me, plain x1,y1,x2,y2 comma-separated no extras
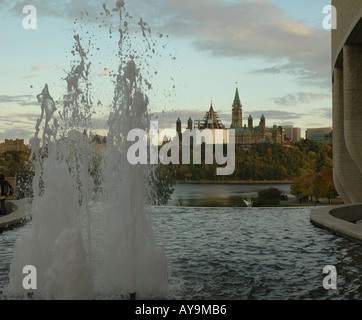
8,0,169,299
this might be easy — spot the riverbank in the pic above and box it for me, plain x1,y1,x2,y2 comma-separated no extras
176,180,293,184
170,200,343,208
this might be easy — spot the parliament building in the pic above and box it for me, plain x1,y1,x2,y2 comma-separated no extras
176,88,284,147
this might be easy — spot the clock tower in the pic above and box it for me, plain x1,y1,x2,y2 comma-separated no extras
231,88,242,128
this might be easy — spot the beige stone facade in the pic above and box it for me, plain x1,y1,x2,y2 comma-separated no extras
332,1,362,203
179,88,284,147
0,139,25,154
230,89,284,147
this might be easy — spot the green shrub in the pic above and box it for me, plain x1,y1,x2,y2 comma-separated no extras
255,187,281,207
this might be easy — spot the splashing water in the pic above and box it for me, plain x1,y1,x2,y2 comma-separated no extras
7,1,169,299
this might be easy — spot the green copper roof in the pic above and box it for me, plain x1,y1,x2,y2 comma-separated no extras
234,126,251,134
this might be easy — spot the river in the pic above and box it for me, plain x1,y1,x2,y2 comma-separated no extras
167,183,293,207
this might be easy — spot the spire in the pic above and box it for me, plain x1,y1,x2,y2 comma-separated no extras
176,117,182,137
233,87,241,109
187,117,193,130
209,102,214,114
200,102,225,129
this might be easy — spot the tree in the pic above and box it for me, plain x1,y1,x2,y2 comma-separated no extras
291,171,317,202
255,187,281,207
146,164,175,205
319,169,338,203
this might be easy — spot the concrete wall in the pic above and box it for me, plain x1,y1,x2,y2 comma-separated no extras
311,2,362,242
332,0,362,67
311,205,362,243
332,1,362,204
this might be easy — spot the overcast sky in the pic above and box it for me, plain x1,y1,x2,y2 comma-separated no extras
0,0,333,142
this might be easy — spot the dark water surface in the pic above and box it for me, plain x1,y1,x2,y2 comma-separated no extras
1,205,361,300
149,206,362,300
167,183,293,207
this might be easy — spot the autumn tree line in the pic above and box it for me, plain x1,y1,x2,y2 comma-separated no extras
0,138,338,204
158,138,337,203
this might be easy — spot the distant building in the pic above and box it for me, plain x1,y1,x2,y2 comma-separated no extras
197,103,225,130
284,125,294,140
229,88,284,147
293,127,301,142
176,88,284,147
306,128,333,145
179,104,228,144
283,125,301,142
0,139,26,154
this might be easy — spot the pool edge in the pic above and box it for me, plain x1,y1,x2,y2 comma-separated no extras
310,204,362,243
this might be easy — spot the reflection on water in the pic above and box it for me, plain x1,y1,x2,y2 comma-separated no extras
149,206,362,300
1,205,362,300
167,183,293,207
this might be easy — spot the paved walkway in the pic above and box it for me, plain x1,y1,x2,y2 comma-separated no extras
0,199,29,232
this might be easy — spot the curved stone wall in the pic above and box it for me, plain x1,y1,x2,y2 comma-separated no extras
332,1,362,204
332,0,362,67
311,205,362,243
0,200,28,232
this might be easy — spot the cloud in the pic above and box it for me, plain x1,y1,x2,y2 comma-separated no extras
3,0,331,88
140,0,331,87
244,109,304,120
150,109,206,129
0,94,40,107
32,64,40,71
0,94,33,103
0,127,34,142
314,107,332,120
0,112,40,142
271,92,331,106
0,113,39,123
249,62,317,82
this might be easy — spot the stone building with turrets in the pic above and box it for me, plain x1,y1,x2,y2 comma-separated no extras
0,139,26,154
229,88,284,147
176,87,284,147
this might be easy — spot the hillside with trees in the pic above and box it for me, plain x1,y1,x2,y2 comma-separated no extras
0,138,337,204
162,139,333,182
159,138,337,204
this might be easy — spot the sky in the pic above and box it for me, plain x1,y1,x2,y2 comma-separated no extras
0,0,333,143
